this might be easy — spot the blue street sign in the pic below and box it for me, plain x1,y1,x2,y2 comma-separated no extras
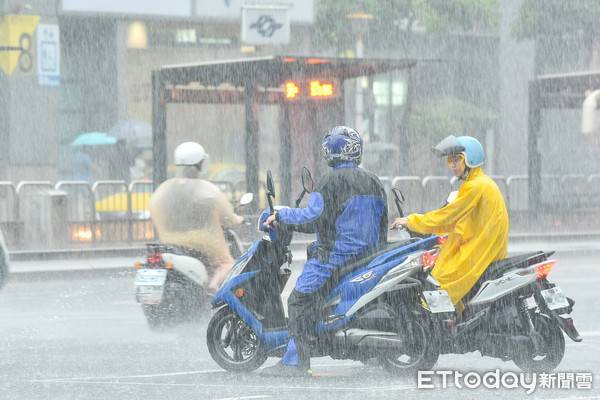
37,24,60,87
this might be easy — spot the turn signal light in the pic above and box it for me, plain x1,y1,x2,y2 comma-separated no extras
236,288,244,298
438,235,448,245
134,262,143,269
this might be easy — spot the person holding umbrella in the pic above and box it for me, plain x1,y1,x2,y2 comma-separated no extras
72,145,95,185
71,132,117,185
107,121,152,182
108,139,135,182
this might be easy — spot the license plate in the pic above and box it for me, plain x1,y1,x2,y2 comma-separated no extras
423,290,456,313
540,286,570,310
134,269,167,304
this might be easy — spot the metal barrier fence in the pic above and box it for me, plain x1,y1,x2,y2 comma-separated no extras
0,180,155,250
1,174,599,251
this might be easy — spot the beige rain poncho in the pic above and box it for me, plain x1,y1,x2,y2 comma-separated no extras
149,178,243,264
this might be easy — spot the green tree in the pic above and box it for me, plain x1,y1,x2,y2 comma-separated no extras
513,0,600,41
313,0,499,176
314,0,500,55
512,0,600,72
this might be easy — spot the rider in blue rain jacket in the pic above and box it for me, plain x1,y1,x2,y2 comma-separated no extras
262,126,388,376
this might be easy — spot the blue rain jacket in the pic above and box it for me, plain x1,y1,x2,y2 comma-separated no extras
277,162,388,292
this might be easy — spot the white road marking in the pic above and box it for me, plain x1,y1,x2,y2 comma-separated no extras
31,369,222,383
214,397,271,400
578,331,600,337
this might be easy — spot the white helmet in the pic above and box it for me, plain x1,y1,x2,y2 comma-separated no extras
174,142,208,172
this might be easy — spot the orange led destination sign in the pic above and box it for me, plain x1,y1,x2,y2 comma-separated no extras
286,82,299,98
310,80,334,97
284,78,340,100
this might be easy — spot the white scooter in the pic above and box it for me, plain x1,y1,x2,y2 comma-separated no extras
398,190,581,372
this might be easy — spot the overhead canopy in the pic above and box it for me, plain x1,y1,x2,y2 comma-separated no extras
533,70,600,108
158,55,424,88
152,55,434,206
528,70,600,213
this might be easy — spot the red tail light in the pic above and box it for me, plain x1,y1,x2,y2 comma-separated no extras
421,249,440,271
535,260,556,279
147,252,163,265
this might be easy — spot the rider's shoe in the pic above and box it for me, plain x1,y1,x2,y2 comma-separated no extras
260,362,312,377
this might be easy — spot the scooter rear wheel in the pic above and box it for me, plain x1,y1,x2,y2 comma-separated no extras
207,307,267,372
141,278,208,330
512,313,565,372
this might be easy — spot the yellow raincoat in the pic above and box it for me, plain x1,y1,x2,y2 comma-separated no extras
407,167,509,305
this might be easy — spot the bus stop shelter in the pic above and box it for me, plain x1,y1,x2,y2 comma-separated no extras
151,55,425,208
528,71,600,213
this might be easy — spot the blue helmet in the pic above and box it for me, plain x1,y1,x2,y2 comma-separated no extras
457,136,484,168
432,135,484,168
322,126,363,167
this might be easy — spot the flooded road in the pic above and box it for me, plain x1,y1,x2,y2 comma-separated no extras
0,251,597,400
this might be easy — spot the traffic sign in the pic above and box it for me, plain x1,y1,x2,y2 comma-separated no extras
37,24,60,87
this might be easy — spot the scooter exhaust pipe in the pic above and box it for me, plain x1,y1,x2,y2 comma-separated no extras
335,328,404,349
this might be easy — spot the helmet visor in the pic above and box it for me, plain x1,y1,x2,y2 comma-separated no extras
431,135,465,158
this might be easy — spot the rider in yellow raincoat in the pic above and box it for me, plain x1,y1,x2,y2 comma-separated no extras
391,135,509,308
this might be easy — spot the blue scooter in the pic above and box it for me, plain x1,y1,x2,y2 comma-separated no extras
206,168,451,373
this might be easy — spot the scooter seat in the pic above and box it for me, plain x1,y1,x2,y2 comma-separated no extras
328,238,420,289
463,250,553,303
145,242,212,266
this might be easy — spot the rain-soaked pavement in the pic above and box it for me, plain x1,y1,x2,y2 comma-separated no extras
0,249,598,400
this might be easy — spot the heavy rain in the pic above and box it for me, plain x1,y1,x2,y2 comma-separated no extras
0,0,599,399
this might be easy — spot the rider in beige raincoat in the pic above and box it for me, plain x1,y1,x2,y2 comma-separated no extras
391,135,509,309
149,142,243,294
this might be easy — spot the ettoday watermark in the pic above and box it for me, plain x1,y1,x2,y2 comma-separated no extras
417,370,593,394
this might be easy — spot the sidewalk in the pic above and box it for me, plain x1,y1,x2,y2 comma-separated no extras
7,232,600,277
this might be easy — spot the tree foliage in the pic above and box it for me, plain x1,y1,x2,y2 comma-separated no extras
512,0,600,41
313,0,500,54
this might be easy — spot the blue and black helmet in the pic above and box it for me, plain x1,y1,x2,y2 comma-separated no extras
322,126,363,167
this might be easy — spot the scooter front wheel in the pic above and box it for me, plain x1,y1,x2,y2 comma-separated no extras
207,307,267,372
379,309,439,374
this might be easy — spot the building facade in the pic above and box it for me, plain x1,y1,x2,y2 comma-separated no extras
0,0,595,187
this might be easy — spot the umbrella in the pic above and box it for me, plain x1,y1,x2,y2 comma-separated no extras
108,120,152,148
71,132,117,147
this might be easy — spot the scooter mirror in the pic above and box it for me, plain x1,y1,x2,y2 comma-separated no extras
295,167,314,208
266,170,275,215
239,192,254,206
301,167,314,194
392,188,405,218
266,170,275,197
